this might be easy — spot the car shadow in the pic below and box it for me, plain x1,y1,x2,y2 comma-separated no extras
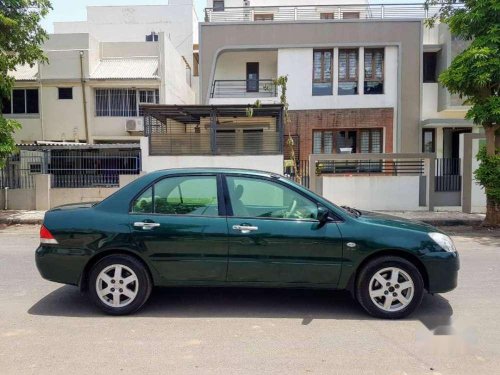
28,286,453,333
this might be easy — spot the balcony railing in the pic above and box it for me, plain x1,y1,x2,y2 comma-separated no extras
211,79,277,98
149,131,282,156
205,3,462,23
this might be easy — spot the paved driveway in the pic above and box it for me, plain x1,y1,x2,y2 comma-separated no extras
0,225,499,375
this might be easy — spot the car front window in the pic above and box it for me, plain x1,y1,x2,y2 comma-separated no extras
226,176,318,220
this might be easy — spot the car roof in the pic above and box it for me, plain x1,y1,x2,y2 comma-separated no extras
147,168,282,179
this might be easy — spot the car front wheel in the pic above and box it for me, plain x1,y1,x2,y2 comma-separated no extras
356,256,424,319
88,254,152,315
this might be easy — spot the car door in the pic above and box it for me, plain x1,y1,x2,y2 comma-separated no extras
224,174,344,285
129,174,229,282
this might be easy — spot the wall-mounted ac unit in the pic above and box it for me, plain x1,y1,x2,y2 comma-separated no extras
126,119,144,132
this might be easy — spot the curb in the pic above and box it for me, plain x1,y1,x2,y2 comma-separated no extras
0,218,43,226
418,218,484,227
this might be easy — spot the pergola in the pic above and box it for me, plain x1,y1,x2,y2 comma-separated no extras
141,104,285,156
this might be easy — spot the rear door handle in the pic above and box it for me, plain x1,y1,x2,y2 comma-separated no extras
134,222,160,230
232,225,258,234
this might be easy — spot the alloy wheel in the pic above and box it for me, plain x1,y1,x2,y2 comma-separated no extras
368,267,414,312
95,264,139,308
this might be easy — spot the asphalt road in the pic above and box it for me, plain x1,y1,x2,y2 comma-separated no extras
0,225,499,375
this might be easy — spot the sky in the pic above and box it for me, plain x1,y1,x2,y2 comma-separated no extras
40,0,419,33
40,0,206,33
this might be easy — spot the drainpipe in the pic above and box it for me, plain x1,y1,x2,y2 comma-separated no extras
38,63,45,140
79,50,91,144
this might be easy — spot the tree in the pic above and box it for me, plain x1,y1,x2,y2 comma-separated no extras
0,0,52,167
426,0,500,226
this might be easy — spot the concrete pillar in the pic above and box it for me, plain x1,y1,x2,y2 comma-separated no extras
35,174,51,211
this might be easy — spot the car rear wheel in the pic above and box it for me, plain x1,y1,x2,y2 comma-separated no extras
88,254,152,315
356,256,424,319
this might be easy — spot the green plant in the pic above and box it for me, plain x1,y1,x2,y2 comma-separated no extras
474,146,500,202
0,0,52,167
426,0,500,226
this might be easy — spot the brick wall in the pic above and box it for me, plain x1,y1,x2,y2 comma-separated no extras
285,108,394,161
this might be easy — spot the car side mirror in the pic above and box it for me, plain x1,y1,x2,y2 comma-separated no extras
317,206,329,223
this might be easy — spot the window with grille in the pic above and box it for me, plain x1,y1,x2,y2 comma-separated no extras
313,129,382,154
312,49,333,96
359,129,382,153
364,49,384,94
1,89,39,114
338,49,358,95
95,89,137,117
138,89,160,116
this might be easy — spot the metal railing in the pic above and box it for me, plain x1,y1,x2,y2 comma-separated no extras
49,154,141,188
315,159,424,175
435,158,461,192
0,154,43,189
205,3,461,23
211,80,277,98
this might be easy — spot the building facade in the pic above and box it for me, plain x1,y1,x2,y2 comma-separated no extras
201,0,474,165
5,1,198,145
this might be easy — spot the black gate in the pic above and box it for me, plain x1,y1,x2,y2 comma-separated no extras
435,158,461,192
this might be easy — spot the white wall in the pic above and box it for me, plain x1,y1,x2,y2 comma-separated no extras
54,3,196,70
277,46,398,110
141,137,283,174
161,35,196,105
214,51,277,81
321,175,423,211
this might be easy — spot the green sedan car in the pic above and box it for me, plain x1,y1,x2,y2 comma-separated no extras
36,168,459,318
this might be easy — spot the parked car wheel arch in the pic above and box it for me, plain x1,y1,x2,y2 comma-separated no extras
345,249,429,296
79,250,156,292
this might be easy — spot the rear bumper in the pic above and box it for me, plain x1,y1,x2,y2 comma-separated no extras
424,251,460,293
35,246,89,286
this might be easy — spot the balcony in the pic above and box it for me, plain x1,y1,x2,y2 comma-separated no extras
211,79,277,99
142,104,284,156
205,3,462,23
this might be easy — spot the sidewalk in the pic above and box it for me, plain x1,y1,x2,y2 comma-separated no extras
380,211,485,227
0,209,485,227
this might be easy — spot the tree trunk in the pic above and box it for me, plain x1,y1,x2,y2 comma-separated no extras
484,125,497,156
482,125,499,227
484,196,500,227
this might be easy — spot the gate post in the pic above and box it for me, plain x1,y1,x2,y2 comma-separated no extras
35,174,51,211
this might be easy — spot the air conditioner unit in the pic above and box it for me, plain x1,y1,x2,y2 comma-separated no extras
126,119,144,132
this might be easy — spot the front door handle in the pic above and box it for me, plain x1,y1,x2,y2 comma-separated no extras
232,225,258,234
134,222,160,230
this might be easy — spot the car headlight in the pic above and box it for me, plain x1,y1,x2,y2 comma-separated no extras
429,232,457,253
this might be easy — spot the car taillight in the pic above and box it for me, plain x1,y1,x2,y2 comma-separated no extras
40,225,58,245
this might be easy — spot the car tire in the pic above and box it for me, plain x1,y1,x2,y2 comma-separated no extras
88,254,152,315
356,256,424,319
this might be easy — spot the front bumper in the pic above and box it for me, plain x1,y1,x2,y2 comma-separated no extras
35,246,90,286
423,251,460,293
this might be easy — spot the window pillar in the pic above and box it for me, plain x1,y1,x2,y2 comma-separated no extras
358,47,365,96
333,48,339,96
